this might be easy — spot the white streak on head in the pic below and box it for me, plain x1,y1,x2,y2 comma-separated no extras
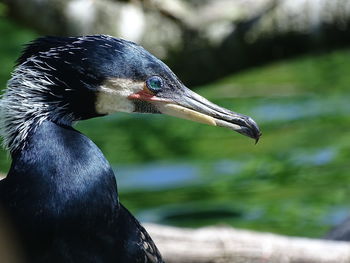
95,78,143,114
0,59,72,153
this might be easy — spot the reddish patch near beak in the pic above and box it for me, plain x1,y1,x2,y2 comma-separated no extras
128,89,154,101
128,89,170,102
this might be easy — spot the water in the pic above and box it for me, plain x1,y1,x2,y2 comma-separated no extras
115,146,338,191
113,143,344,235
115,162,200,190
252,95,350,123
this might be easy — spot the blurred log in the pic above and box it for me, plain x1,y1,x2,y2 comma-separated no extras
3,0,350,85
2,0,182,59
144,223,350,263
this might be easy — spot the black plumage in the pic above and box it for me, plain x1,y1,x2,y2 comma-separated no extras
0,35,171,263
0,121,162,262
0,35,260,262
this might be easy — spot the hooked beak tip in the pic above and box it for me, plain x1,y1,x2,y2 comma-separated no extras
245,116,261,144
255,132,262,144
229,115,261,143
249,121,262,144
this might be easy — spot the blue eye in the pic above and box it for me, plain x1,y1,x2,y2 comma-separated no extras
146,76,163,92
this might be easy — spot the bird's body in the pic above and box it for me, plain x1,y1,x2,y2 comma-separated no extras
0,35,260,262
0,120,162,262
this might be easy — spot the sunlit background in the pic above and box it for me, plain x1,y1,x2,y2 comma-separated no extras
1,0,350,239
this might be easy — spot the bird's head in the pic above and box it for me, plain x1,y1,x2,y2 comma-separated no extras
1,35,260,152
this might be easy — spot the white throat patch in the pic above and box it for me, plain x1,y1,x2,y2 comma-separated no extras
95,78,144,114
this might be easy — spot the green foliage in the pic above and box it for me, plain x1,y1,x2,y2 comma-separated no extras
0,3,7,17
0,16,349,238
0,17,37,90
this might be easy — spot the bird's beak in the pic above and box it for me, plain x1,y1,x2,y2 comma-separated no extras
129,86,261,142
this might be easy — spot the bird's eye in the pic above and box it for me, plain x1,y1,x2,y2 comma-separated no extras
146,76,163,93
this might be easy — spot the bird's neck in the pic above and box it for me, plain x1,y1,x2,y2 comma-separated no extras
7,120,119,213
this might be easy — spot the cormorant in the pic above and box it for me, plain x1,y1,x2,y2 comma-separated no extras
0,35,261,262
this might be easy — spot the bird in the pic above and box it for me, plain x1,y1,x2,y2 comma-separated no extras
0,35,261,263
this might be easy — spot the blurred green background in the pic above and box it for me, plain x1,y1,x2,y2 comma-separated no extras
1,10,350,239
